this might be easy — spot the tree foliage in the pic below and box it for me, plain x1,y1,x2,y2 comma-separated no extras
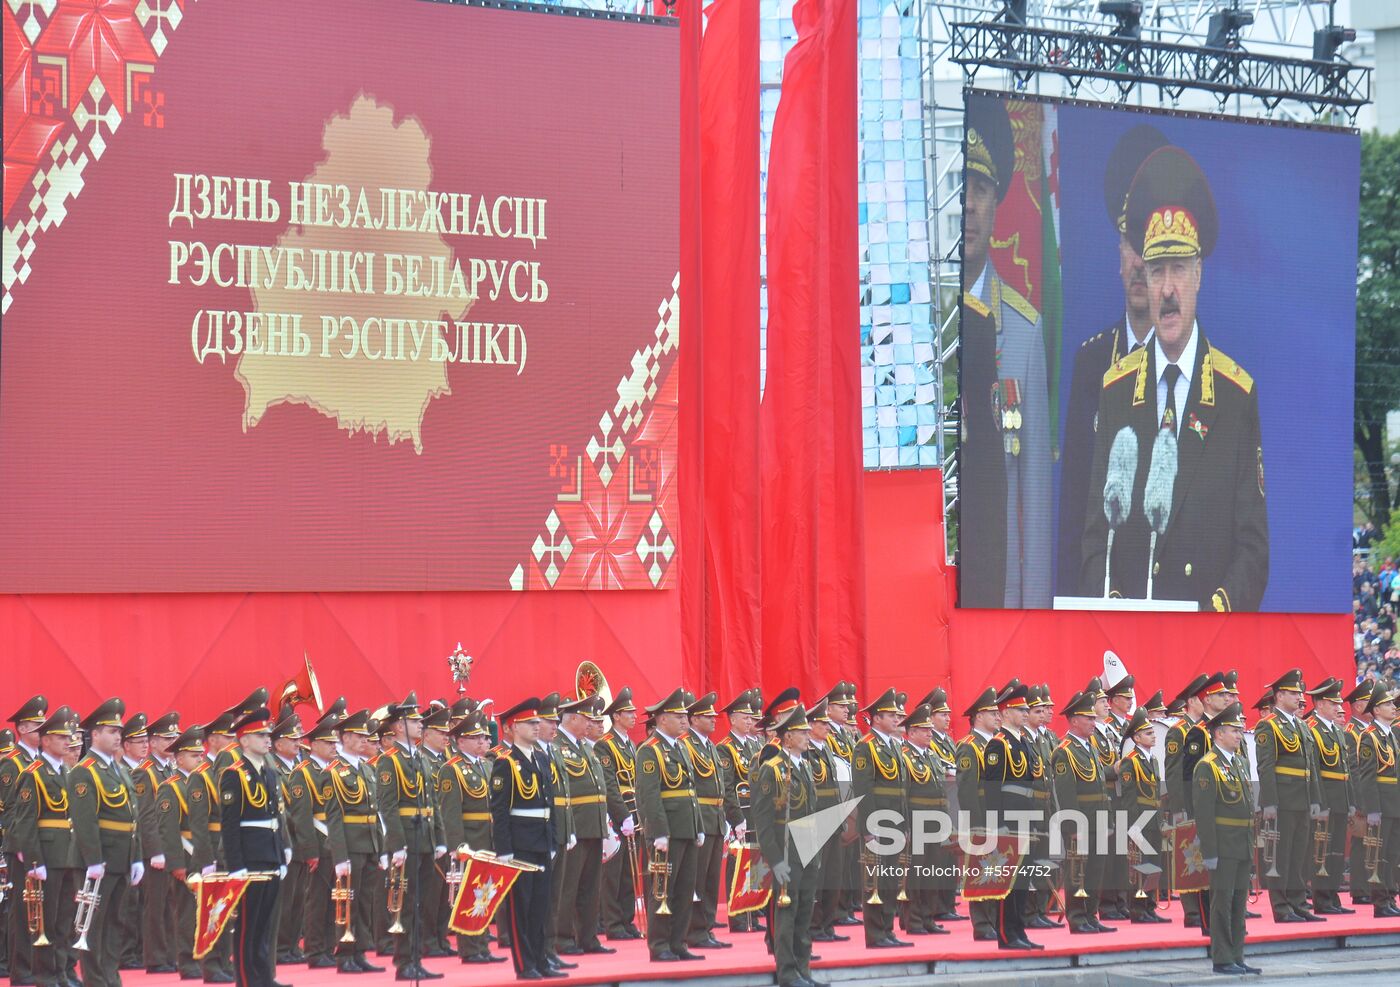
1355,130,1400,530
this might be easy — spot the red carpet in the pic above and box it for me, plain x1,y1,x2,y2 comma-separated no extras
86,902,1397,987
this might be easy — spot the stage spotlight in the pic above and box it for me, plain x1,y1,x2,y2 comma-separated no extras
1313,24,1356,62
1205,5,1254,50
1099,1,1142,41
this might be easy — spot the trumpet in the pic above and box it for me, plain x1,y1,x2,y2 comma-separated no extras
0,858,10,908
861,843,881,906
896,849,910,903
386,857,407,935
1068,837,1088,898
446,853,465,904
24,873,49,947
73,874,101,952
1259,813,1281,879
649,842,673,916
1312,817,1330,879
1127,841,1146,899
621,793,648,934
333,872,356,944
1365,821,1383,885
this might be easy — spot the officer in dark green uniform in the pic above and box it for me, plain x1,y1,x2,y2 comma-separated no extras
438,711,502,965
282,704,348,972
417,705,453,958
1024,685,1060,928
715,689,763,935
554,694,614,957
923,688,962,924
750,705,820,987
1256,668,1326,923
982,681,1042,951
1355,682,1400,918
803,698,847,944
68,698,144,987
1164,673,1207,927
1117,708,1168,923
955,687,1001,941
1305,678,1354,915
4,695,49,987
681,692,731,952
154,726,218,981
137,712,181,974
595,687,642,942
329,710,385,975
854,688,911,949
9,706,79,987
893,701,947,939
117,713,151,972
1344,681,1375,906
1193,701,1261,975
1051,691,1113,935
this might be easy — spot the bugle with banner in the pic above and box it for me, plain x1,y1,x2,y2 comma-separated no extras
188,871,275,959
447,847,542,937
725,840,772,916
1166,821,1210,894
955,833,1024,902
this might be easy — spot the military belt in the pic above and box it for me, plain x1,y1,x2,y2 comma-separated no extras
1002,784,1034,798
313,812,328,821
1274,766,1307,778
208,822,222,832
1136,796,1158,807
698,796,724,806
99,819,136,833
461,812,491,821
1320,770,1347,781
343,814,378,825
398,806,433,817
909,796,946,808
872,786,904,797
660,789,696,799
180,830,193,840
1214,817,1250,827
1380,777,1398,785
38,819,72,830
814,788,838,798
1077,794,1108,804
1034,790,1051,800
241,819,278,830
560,795,605,807
511,808,550,819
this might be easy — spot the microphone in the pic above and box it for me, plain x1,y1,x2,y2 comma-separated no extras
1101,427,1139,597
1143,427,1179,600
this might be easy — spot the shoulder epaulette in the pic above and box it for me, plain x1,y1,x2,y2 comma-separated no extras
1103,346,1147,388
1206,346,1253,394
19,759,40,775
963,292,991,318
762,755,786,771
1000,280,1039,324
640,735,662,749
193,761,211,774
1080,330,1108,350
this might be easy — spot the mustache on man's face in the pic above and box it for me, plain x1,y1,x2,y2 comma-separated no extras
1159,296,1181,318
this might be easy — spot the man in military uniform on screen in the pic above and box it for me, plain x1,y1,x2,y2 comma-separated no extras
958,94,1051,608
1081,146,1269,611
1057,125,1168,596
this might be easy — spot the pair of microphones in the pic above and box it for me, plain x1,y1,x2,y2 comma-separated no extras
1101,426,1177,599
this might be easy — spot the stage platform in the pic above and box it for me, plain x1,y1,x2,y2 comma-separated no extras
103,902,1400,987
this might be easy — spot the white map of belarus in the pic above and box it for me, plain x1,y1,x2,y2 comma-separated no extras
240,95,474,453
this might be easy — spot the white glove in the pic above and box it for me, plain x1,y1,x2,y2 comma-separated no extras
391,849,407,867
653,836,669,852
498,853,514,863
228,869,248,879
1204,857,1218,871
29,865,47,881
734,821,748,841
1310,804,1328,821
1369,812,1383,826
434,845,447,860
130,861,145,886
284,847,293,866
1172,811,1187,826
277,865,287,880
1262,805,1278,820
378,854,389,870
696,832,706,847
771,860,791,885
86,863,106,882
566,834,577,851
335,861,352,879
722,821,731,843
620,817,636,837
150,854,167,870
201,864,217,877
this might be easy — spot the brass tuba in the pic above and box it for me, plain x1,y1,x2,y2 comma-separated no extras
575,660,613,731
276,652,324,716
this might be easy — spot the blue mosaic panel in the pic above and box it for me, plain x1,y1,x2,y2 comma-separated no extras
760,0,935,469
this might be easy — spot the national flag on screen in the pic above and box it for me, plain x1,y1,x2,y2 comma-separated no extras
1168,821,1211,894
448,854,525,936
956,834,1025,901
726,842,772,916
192,875,253,959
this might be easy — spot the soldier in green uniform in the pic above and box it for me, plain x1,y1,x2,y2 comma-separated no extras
136,712,180,974
153,725,219,982
266,711,305,965
282,705,349,972
826,683,863,928
1097,678,1131,922
852,688,911,949
1051,691,1113,934
750,705,820,987
924,689,963,924
895,701,948,938
438,711,503,965
715,690,762,935
595,687,642,942
1193,701,1261,975
68,698,144,987
803,698,846,945
1164,673,1208,927
329,710,386,975
533,693,575,976
376,694,447,981
417,706,453,959
1118,708,1168,923
9,706,79,987
116,714,152,972
955,687,1001,941
1305,678,1354,915
1355,682,1400,918
553,694,615,957
4,695,48,987
1344,681,1375,906
982,682,1042,950
681,692,731,952
1024,685,1060,928
634,689,704,963
1255,668,1326,922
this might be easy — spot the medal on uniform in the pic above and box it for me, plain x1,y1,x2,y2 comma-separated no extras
1001,378,1022,456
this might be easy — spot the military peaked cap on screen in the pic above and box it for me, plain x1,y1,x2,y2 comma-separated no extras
964,95,1014,202
1126,146,1219,262
1104,124,1169,233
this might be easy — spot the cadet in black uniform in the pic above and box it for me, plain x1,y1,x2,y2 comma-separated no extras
981,682,1042,950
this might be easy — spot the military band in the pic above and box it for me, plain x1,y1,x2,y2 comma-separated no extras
2,663,1394,986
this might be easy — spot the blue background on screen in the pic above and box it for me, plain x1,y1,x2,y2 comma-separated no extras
1053,103,1358,612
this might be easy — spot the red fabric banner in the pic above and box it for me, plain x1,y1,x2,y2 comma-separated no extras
192,874,254,959
726,841,773,915
760,0,864,700
448,853,525,936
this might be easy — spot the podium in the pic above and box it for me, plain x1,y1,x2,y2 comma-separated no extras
1052,596,1200,612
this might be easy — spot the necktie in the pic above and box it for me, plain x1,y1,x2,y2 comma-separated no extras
1161,364,1182,435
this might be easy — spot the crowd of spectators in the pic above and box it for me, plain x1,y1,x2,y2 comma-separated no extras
1354,533,1400,686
